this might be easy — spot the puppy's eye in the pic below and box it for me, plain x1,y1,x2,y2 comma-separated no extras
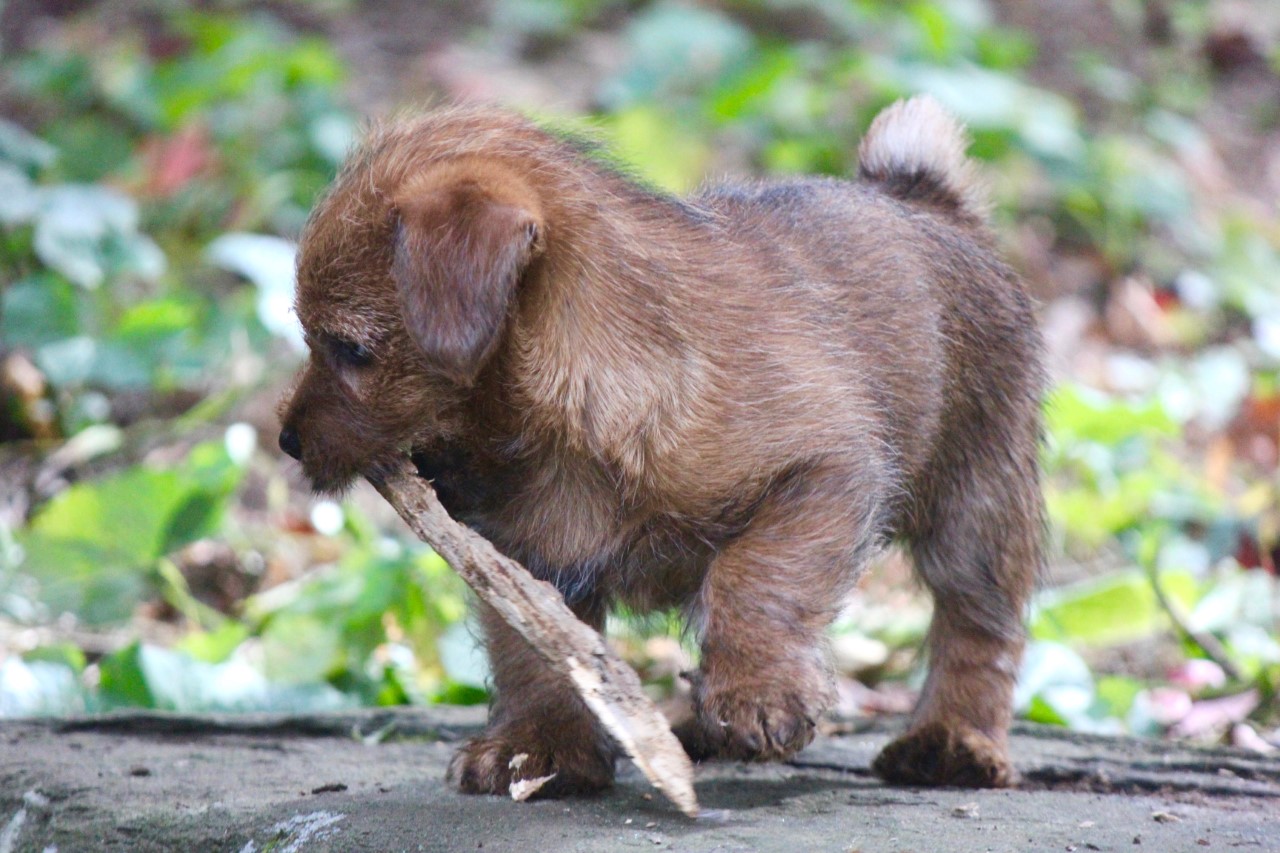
330,338,373,368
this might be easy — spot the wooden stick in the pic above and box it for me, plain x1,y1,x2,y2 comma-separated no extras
368,460,699,817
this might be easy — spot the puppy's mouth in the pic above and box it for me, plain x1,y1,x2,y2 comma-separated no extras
299,448,403,498
409,446,462,480
303,465,364,498
298,439,485,519
407,445,486,520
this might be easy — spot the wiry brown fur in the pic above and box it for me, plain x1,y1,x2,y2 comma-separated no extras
278,96,1045,796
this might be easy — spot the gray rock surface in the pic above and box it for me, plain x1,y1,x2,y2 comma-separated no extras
2,708,1277,852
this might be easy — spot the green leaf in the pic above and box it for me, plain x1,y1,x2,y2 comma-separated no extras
259,613,343,684
177,621,251,664
23,643,86,672
1031,568,1198,646
40,115,134,182
1046,384,1177,445
115,299,197,340
372,666,415,706
1014,640,1128,731
599,3,754,109
0,658,86,717
283,38,345,87
32,185,165,289
17,445,246,624
188,439,249,491
161,493,224,554
0,274,83,348
1189,568,1277,633
160,442,248,553
432,680,489,706
205,232,302,347
1014,640,1091,709
100,642,354,712
707,47,799,123
0,163,41,225
0,117,58,173
1093,675,1143,718
437,621,490,690
27,467,185,561
1223,624,1280,675
1023,694,1068,726
308,111,356,166
98,642,157,708
975,28,1037,69
908,1,957,60
595,106,709,193
205,232,296,292
27,443,244,558
87,340,153,390
877,61,1085,164
762,136,846,176
16,533,151,624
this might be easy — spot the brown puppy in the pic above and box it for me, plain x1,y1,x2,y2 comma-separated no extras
279,96,1044,795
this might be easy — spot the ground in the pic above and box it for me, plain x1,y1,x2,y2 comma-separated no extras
2,708,1277,852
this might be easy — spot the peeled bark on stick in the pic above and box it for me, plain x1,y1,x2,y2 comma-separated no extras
368,459,700,818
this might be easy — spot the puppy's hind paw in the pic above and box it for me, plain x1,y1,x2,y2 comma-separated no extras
872,723,1017,789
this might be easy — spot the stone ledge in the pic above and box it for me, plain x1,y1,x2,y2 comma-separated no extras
2,710,1276,851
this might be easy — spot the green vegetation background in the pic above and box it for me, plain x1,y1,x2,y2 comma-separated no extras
0,0,1277,745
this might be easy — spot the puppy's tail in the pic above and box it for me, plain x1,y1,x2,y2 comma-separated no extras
857,95,988,221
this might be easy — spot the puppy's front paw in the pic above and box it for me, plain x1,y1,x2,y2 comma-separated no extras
873,722,1017,788
678,670,824,762
447,726,615,798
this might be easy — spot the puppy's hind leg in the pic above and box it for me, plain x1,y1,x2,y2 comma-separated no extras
873,429,1041,789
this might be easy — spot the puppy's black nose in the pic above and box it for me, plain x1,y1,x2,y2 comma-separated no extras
278,426,302,460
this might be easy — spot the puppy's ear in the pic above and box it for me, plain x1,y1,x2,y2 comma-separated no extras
392,181,543,385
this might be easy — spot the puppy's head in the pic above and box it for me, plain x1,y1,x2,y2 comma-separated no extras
277,154,546,495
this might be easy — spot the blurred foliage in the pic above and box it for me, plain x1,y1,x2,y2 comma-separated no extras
0,0,1277,746
0,4,471,716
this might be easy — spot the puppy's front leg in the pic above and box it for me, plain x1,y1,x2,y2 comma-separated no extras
449,600,617,796
679,465,882,762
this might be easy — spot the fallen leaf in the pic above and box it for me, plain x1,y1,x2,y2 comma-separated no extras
1169,690,1260,738
1166,659,1226,693
1231,722,1276,754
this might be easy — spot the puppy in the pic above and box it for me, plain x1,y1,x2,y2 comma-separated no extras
278,96,1044,795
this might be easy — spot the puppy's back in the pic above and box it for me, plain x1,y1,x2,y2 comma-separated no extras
687,97,1036,486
